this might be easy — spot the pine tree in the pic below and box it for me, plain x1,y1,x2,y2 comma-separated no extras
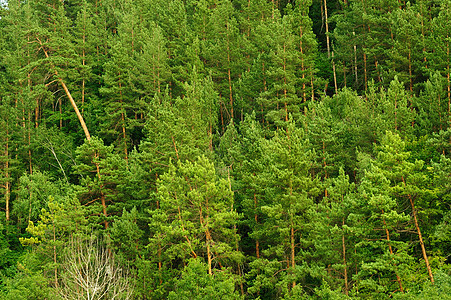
147,156,242,297
352,152,412,297
0,96,16,222
256,12,303,127
247,119,320,297
428,0,451,127
309,169,357,296
415,72,449,135
74,137,127,229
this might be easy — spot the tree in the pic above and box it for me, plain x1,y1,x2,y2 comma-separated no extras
352,152,412,297
308,168,357,296
147,155,241,297
374,131,435,284
59,234,133,300
366,77,415,138
137,70,218,207
0,98,16,222
74,137,127,229
205,0,244,122
257,13,302,127
415,72,449,135
17,194,87,295
428,0,451,127
247,119,320,298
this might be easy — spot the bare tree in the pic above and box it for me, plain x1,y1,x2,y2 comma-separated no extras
60,235,133,300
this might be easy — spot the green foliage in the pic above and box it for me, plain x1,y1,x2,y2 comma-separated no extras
1,0,451,298
74,136,127,227
0,269,59,300
168,258,241,300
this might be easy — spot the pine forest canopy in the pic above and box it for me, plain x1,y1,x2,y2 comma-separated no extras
0,0,450,299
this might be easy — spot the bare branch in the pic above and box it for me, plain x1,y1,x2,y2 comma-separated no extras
59,235,133,300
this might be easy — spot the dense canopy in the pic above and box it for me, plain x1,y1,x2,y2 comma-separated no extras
0,0,450,299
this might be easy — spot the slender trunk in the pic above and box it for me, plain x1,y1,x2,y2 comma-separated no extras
118,74,128,161
420,2,427,67
226,21,233,120
323,140,328,197
332,51,338,94
381,211,404,293
60,79,91,140
353,32,358,86
158,238,163,285
375,59,381,82
342,218,348,295
5,122,10,221
220,96,225,133
59,97,62,128
299,26,306,102
199,203,213,275
53,221,58,288
82,38,86,115
177,204,197,258
35,97,39,128
363,52,367,91
343,62,347,87
206,237,212,275
5,178,10,222
121,110,128,161
289,179,296,289
254,193,260,258
447,40,450,124
283,43,288,122
439,93,442,131
262,61,268,124
311,70,315,101
408,48,413,92
95,154,108,229
394,91,398,130
157,49,161,94
401,176,434,284
324,0,330,58
290,222,296,288
171,135,180,160
28,111,32,174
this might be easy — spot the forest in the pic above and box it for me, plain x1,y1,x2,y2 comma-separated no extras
0,0,450,298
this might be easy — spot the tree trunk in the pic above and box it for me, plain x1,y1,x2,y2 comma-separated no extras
381,211,404,293
28,111,33,174
290,221,296,288
408,49,413,93
342,218,348,295
401,176,434,284
95,153,108,229
353,32,358,86
363,52,368,91
283,42,288,122
53,221,58,288
254,193,260,258
226,21,234,120
324,0,330,58
299,26,307,102
332,51,338,94
311,70,315,101
447,40,450,124
158,237,163,285
4,121,10,222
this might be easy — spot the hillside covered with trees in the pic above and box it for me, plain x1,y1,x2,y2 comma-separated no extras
0,0,450,298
